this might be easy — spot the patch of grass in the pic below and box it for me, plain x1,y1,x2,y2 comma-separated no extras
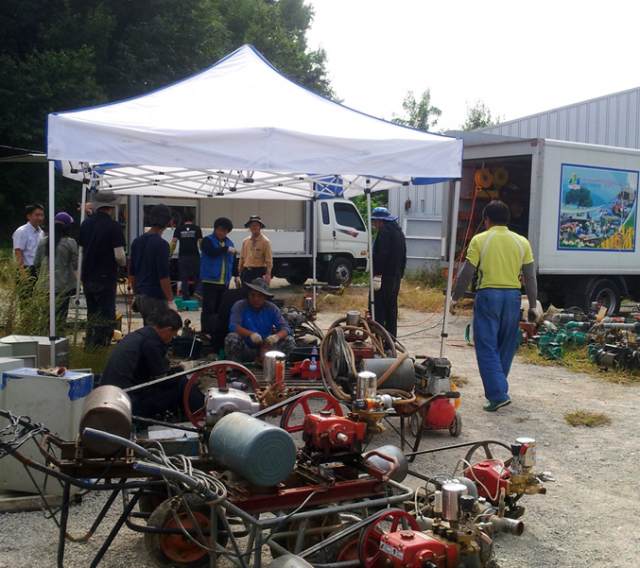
450,374,469,387
564,410,611,427
68,343,114,375
518,344,640,384
404,267,447,289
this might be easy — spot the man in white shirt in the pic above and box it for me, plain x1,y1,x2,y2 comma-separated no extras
12,203,45,277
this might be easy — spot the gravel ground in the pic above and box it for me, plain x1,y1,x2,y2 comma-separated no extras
1,291,639,567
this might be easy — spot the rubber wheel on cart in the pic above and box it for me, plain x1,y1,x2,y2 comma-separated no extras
286,275,309,286
327,257,353,286
585,278,621,315
145,494,228,568
448,410,462,437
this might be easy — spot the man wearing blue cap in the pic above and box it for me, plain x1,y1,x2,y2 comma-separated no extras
371,207,407,341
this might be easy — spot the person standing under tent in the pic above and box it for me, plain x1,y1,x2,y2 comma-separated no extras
78,191,127,348
238,215,273,283
13,203,45,278
200,217,236,336
170,211,203,302
370,207,407,342
33,212,78,326
129,204,177,326
451,200,538,412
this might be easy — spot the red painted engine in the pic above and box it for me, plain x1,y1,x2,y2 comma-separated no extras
302,413,366,454
379,530,459,568
464,459,509,501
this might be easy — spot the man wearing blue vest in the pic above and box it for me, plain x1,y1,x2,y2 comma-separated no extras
451,200,537,411
200,217,236,335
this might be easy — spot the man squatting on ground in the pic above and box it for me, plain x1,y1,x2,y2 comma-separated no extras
100,309,204,419
224,278,295,363
451,199,538,412
129,204,178,325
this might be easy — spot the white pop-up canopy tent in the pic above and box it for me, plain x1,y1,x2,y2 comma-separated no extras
46,44,463,358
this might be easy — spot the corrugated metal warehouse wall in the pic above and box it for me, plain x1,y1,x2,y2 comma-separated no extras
479,87,640,149
389,86,640,271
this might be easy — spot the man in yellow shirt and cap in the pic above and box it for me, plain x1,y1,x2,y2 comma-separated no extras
451,200,537,411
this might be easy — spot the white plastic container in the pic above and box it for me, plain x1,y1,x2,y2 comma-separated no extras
0,335,69,368
0,367,93,494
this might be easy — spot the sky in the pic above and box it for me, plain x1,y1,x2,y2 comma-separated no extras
306,0,640,132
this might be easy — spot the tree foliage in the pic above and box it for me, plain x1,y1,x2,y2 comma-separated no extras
462,100,500,131
0,0,334,243
392,89,442,132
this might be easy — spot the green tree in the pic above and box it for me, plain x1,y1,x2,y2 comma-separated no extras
392,89,442,131
462,100,501,131
0,0,335,244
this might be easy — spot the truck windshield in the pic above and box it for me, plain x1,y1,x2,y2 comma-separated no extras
334,202,365,232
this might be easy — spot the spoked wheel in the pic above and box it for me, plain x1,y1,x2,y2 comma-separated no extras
183,361,259,428
358,509,420,568
145,494,228,568
463,440,513,468
279,391,343,433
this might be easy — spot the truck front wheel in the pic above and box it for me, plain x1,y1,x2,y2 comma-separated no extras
586,278,621,315
327,257,353,286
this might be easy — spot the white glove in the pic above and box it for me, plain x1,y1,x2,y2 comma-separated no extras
234,277,242,288
250,332,263,346
179,360,196,371
373,276,382,291
168,300,179,311
449,298,458,315
228,246,237,255
263,334,279,346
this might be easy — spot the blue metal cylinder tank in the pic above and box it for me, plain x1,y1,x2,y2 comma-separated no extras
208,413,297,487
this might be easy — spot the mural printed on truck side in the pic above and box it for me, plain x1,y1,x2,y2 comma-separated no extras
557,164,638,251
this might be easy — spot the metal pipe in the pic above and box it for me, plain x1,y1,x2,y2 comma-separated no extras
441,179,461,358
48,160,57,365
366,183,374,320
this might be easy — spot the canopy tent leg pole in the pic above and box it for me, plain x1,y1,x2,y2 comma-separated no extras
365,183,374,321
440,179,461,358
48,161,57,365
73,182,88,347
312,193,318,312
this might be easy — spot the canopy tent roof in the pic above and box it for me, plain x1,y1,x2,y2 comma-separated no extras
48,45,462,198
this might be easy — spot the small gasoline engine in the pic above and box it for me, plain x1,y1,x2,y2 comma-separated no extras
379,481,524,568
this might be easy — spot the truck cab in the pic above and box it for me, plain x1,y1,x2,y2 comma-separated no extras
136,196,369,287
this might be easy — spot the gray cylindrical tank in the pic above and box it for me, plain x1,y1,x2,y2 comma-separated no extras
208,413,296,487
365,445,408,482
79,385,132,455
361,358,415,392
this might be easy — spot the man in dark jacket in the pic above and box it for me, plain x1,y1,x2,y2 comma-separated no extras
129,204,176,325
371,207,407,340
78,191,127,348
100,309,204,418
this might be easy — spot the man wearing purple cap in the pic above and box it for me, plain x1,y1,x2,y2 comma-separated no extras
34,212,78,324
370,207,407,341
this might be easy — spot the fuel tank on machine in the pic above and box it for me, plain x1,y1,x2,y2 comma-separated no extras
208,413,296,487
361,358,415,392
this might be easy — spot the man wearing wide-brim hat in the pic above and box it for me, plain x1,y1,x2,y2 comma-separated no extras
238,215,273,284
78,190,127,348
224,277,294,363
370,206,407,342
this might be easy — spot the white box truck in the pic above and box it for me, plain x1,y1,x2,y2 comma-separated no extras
140,196,369,286
443,137,640,313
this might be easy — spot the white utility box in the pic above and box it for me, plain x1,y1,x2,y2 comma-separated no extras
0,335,70,368
0,367,93,494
